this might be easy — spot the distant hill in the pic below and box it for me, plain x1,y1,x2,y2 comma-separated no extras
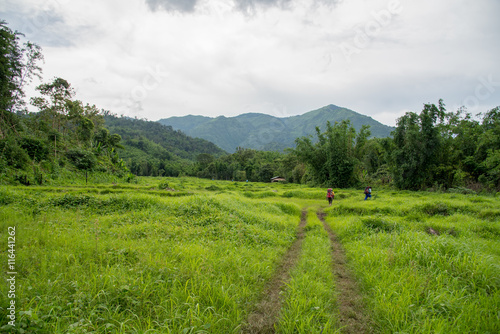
104,115,226,162
158,105,394,152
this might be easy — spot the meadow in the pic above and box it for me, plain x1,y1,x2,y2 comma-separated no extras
0,177,499,333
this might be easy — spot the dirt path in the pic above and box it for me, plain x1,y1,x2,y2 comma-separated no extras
317,210,374,334
242,210,308,334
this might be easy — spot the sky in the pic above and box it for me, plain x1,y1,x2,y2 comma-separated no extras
1,0,500,126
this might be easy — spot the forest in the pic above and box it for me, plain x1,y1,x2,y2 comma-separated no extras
1,20,499,192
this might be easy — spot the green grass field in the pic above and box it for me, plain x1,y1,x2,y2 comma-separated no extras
1,177,499,333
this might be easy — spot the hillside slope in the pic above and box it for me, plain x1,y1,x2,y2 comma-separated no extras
103,115,226,176
158,105,394,152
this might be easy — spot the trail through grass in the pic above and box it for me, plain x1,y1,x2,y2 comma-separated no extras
275,208,338,333
317,210,373,334
243,210,307,334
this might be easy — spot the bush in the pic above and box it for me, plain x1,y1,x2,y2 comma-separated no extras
158,181,170,190
0,138,30,168
20,137,48,162
48,194,97,208
66,149,96,171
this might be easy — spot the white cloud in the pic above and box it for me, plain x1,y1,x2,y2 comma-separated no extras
2,0,499,126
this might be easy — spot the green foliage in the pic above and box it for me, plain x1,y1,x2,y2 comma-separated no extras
0,138,30,168
0,20,43,114
19,137,48,162
0,21,128,184
0,182,300,333
295,120,360,187
66,149,96,171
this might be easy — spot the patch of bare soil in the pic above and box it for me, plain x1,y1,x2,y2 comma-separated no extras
317,211,375,334
242,210,308,334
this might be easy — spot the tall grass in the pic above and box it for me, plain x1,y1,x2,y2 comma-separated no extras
1,180,499,333
0,186,301,333
324,189,500,333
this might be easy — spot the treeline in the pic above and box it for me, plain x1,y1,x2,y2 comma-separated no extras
193,101,499,192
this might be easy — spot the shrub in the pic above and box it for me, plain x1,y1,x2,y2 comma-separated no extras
66,149,96,171
20,137,48,162
48,194,97,208
158,181,170,190
417,202,450,216
0,138,30,168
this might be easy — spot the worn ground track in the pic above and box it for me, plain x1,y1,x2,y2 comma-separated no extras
242,209,373,333
317,210,374,334
242,210,308,334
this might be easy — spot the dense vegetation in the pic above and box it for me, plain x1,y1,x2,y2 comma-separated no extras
0,20,128,185
193,103,500,192
103,115,225,177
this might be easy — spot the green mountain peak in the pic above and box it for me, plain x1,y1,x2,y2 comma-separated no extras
158,105,394,152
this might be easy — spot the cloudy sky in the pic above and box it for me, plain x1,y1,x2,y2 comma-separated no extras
2,0,500,126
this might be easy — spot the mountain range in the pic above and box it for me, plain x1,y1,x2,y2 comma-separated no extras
158,105,394,152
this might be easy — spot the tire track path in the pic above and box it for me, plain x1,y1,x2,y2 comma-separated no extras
242,210,308,334
317,210,374,334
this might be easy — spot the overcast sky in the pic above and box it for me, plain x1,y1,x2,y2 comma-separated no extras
2,0,500,126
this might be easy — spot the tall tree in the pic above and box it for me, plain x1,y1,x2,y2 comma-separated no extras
295,120,360,187
391,101,445,190
0,21,43,115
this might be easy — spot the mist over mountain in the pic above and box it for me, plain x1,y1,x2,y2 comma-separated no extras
158,105,395,152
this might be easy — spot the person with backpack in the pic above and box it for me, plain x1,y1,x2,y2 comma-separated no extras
327,188,335,206
364,186,372,200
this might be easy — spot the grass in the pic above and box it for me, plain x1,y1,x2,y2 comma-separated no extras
0,181,301,333
0,178,499,333
324,189,500,333
276,208,337,333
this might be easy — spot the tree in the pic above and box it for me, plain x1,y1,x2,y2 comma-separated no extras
0,21,24,136
295,120,360,187
66,148,96,184
31,77,74,132
0,20,23,114
0,20,43,116
391,101,446,190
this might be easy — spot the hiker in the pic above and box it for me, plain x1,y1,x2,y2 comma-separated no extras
364,186,372,200
327,188,335,206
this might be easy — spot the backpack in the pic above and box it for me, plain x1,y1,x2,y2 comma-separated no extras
327,189,333,198
364,187,369,194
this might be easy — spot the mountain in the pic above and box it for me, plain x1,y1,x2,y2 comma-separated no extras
158,105,395,152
